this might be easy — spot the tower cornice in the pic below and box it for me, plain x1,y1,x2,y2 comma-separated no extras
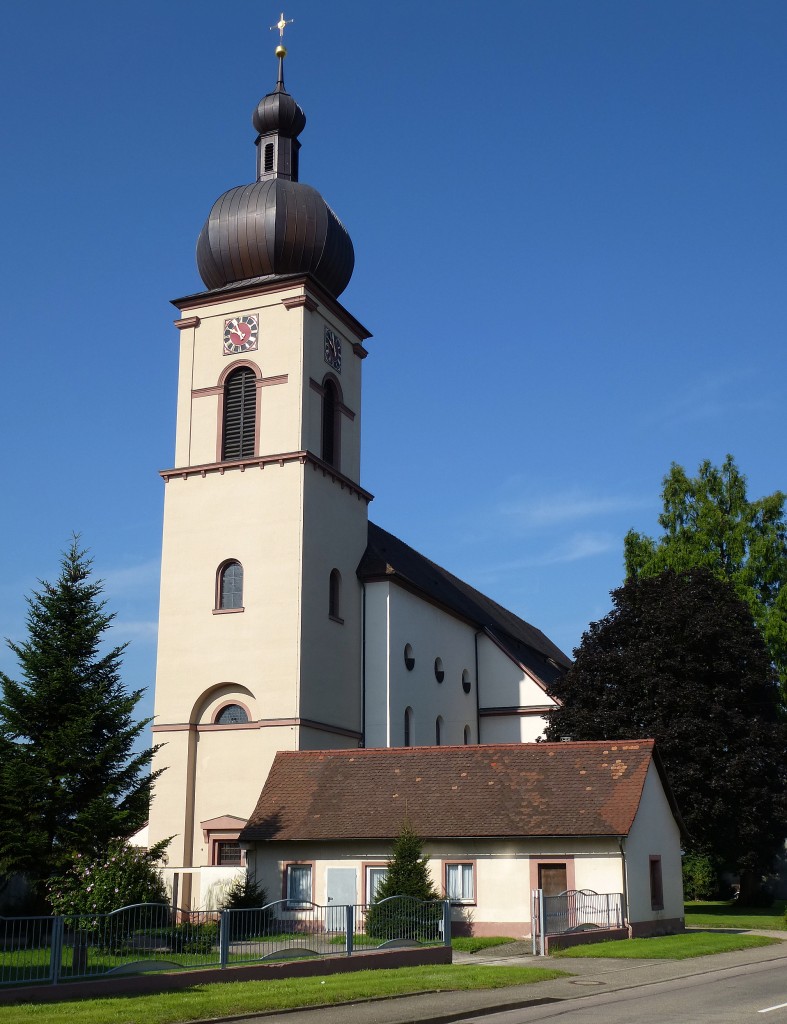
171,273,372,345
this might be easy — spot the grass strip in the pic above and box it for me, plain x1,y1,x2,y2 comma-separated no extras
452,937,517,953
551,932,780,960
684,900,786,931
1,964,567,1024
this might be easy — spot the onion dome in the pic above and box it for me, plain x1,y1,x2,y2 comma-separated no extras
196,48,354,298
253,88,305,138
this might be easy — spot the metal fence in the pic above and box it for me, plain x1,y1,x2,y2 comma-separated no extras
531,889,624,955
1,896,451,987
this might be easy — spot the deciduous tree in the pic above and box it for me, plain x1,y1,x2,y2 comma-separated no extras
544,568,787,897
624,455,787,698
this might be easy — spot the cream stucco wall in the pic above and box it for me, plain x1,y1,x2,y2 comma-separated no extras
247,836,632,937
148,280,371,897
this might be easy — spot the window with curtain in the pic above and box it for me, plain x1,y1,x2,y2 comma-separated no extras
446,863,474,903
286,864,312,906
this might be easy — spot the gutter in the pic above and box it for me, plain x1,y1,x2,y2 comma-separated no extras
618,836,630,931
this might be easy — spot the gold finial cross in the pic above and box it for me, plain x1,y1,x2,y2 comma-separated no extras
270,11,293,40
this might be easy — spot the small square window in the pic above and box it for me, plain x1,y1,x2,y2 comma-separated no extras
446,862,474,903
286,864,312,907
215,840,242,866
367,866,388,901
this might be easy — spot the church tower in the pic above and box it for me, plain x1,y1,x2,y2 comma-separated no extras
148,38,372,907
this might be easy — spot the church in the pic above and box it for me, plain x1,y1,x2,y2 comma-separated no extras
147,38,572,911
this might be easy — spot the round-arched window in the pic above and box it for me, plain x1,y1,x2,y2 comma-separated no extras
461,669,472,694
215,703,249,725
434,657,444,683
404,644,415,671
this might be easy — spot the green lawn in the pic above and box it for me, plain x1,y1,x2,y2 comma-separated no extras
0,964,568,1024
452,936,517,953
684,900,787,931
551,932,780,960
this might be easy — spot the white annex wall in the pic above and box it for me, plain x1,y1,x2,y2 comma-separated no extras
364,582,479,748
624,762,685,927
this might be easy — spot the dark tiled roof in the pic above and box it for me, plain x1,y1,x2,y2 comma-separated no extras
240,741,658,843
358,522,571,682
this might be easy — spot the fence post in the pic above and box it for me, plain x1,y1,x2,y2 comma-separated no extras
219,910,229,969
49,916,64,985
442,900,451,947
345,905,354,956
538,889,546,956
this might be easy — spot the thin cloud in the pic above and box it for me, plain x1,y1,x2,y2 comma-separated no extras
499,492,647,529
475,532,618,579
110,620,159,643
645,370,769,428
101,560,161,596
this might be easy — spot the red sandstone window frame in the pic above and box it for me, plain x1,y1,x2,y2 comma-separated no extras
649,855,664,911
443,860,476,905
283,861,314,908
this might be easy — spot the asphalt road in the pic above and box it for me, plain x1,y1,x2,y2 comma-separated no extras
455,957,787,1024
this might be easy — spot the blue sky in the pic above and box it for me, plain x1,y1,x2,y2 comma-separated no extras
1,1,786,730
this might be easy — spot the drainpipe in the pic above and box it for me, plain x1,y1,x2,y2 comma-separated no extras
618,836,630,933
360,582,366,748
474,630,482,742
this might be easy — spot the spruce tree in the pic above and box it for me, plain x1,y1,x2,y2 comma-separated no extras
373,824,441,904
366,823,441,940
0,539,161,905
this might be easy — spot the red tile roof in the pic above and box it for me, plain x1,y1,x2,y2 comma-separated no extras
240,741,662,843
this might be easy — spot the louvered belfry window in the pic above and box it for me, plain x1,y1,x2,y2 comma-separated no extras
223,367,256,460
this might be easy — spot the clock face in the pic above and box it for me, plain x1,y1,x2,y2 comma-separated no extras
324,326,342,372
223,314,259,355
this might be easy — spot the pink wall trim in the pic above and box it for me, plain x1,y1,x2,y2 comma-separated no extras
160,451,374,504
152,716,362,741
628,917,685,938
528,856,576,894
211,699,252,725
282,294,318,312
479,706,557,717
545,928,629,953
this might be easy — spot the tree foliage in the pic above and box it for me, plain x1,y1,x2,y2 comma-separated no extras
624,455,787,698
366,823,442,941
47,841,169,918
0,539,161,905
544,568,787,885
372,823,441,905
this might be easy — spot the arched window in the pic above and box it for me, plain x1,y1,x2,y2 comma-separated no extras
464,725,471,745
404,706,414,747
435,716,443,746
222,366,256,461
404,644,415,671
321,378,340,468
462,669,472,694
215,703,249,725
217,560,243,609
329,569,342,620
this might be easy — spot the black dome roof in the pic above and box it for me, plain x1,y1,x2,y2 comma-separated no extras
195,57,353,299
196,179,354,297
253,88,305,138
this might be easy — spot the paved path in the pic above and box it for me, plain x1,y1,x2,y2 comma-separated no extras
197,929,786,1024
